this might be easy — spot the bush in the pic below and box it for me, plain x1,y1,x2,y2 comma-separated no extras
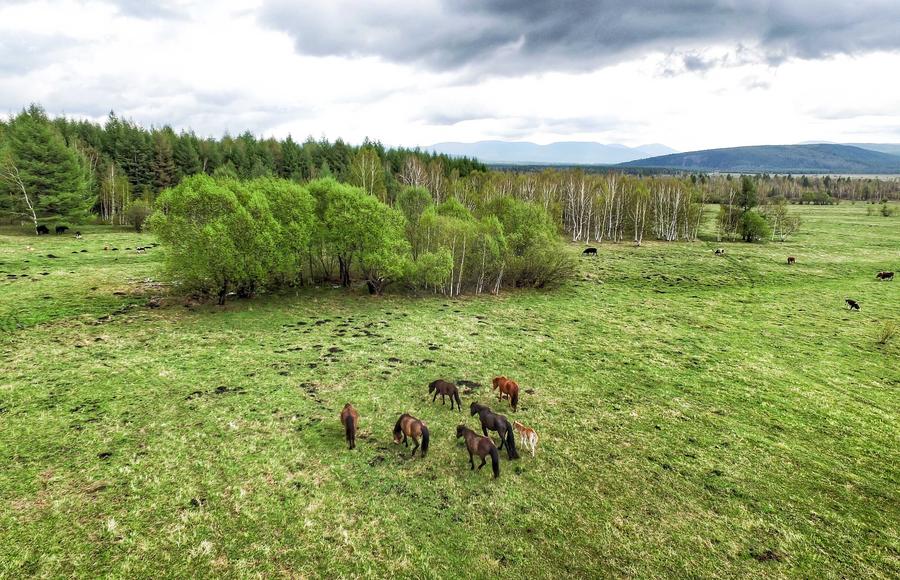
126,200,152,232
876,320,897,345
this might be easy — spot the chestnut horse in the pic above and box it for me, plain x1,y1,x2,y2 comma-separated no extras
428,379,462,410
340,403,359,450
491,376,519,411
470,402,519,459
456,425,500,478
393,413,430,457
787,256,795,265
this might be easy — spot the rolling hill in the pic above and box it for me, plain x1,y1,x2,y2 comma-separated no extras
620,144,900,174
423,141,677,165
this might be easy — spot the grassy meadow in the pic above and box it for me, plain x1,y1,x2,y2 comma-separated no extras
1,204,898,578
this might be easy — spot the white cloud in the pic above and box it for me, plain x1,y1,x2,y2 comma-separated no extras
1,0,899,151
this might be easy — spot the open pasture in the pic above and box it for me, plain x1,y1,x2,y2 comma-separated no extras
1,204,898,577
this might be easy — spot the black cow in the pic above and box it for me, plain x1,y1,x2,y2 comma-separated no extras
582,247,598,256
846,299,860,311
55,225,69,234
876,271,894,281
36,224,49,235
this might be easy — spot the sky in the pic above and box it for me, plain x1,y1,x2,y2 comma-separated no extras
2,0,900,151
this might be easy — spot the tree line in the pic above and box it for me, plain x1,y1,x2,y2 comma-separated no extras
0,104,485,229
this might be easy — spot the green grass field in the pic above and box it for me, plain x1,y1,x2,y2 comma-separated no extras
1,205,898,578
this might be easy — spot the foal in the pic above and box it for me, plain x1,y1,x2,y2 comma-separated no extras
456,425,500,478
428,379,462,410
513,421,539,457
340,403,359,450
393,413,430,457
470,402,519,459
491,376,519,411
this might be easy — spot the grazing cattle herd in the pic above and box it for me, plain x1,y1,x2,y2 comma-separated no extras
344,376,533,479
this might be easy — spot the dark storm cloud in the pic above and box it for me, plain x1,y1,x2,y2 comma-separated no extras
260,0,900,74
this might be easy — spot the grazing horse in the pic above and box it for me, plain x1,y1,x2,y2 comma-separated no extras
55,225,68,235
393,413,430,457
876,271,894,281
456,425,500,478
35,225,49,235
428,379,462,410
491,376,519,411
582,247,598,256
846,299,860,311
340,403,359,450
715,248,725,256
470,402,519,459
787,256,796,265
513,421,539,457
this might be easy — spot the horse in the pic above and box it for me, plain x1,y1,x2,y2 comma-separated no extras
513,421,539,457
787,256,795,265
491,376,519,411
35,225,49,235
582,247,598,256
456,425,500,478
846,299,860,311
393,413,429,457
714,248,725,256
55,225,68,235
340,403,359,450
876,271,894,281
470,402,518,459
428,379,462,410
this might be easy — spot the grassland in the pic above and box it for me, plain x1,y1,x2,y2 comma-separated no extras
1,204,898,578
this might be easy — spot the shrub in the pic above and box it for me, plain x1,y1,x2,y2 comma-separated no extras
876,320,897,345
126,200,152,232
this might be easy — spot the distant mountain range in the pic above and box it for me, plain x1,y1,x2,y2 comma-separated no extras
423,141,678,165
619,144,900,174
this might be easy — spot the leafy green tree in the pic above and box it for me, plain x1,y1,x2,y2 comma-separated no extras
349,146,387,202
246,178,316,284
150,174,258,303
126,199,152,232
174,135,202,179
740,211,772,242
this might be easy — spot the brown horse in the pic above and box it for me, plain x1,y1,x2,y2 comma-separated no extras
456,425,500,478
393,413,430,457
491,376,519,411
470,402,519,459
428,379,462,410
787,256,796,265
340,403,359,450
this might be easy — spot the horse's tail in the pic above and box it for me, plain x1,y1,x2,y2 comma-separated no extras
420,425,430,457
489,446,500,479
510,388,519,412
453,390,462,410
344,414,356,447
505,422,519,459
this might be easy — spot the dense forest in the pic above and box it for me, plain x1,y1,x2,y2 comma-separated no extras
2,105,897,249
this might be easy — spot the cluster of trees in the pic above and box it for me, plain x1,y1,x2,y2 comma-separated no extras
0,105,484,231
151,175,573,301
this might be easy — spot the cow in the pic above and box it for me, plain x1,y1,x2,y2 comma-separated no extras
36,224,49,235
55,225,69,235
876,271,894,281
582,247,598,256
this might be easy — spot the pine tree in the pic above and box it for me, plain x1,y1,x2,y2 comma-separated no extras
3,104,92,223
174,135,202,179
151,131,177,191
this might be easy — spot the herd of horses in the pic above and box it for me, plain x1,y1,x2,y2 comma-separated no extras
583,246,893,311
340,376,537,479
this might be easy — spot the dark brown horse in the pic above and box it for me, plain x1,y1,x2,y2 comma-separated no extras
393,413,430,457
491,376,519,411
340,403,359,450
428,379,462,410
470,402,519,459
787,256,796,265
456,425,500,478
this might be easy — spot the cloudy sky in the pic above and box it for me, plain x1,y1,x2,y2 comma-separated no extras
2,0,900,151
